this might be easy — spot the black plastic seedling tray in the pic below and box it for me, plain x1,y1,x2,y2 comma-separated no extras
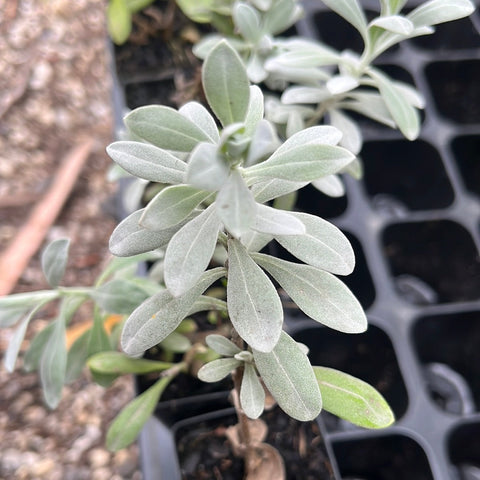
112,1,480,478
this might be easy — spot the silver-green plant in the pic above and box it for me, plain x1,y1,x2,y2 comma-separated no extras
1,0,476,475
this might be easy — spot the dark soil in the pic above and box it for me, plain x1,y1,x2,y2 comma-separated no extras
176,407,336,480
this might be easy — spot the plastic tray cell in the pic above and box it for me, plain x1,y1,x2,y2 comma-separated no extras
451,135,480,198
382,220,480,304
449,422,480,478
413,311,480,415
362,139,454,212
332,434,435,480
425,60,480,124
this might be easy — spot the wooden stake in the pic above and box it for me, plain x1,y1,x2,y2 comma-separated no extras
0,138,94,296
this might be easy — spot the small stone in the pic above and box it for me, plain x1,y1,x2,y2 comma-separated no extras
30,457,56,476
29,61,53,90
92,467,113,480
88,448,111,468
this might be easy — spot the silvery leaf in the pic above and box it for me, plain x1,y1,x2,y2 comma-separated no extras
286,111,305,138
121,267,225,357
244,86,264,136
253,331,322,421
179,102,220,143
342,92,396,128
240,230,273,253
197,358,242,382
241,363,265,419
312,175,345,198
187,142,230,192
281,86,330,105
164,204,221,296
107,141,186,184
263,0,303,35
320,0,368,39
326,75,360,95
227,238,282,352
328,109,362,155
90,279,150,314
203,40,250,127
216,170,257,238
41,238,70,288
109,209,191,257
141,185,211,231
369,69,420,140
369,15,414,35
206,334,242,356
247,51,268,84
125,106,212,151
276,211,355,275
252,254,367,333
246,120,280,166
252,204,305,236
408,0,474,28
233,3,262,43
251,178,308,203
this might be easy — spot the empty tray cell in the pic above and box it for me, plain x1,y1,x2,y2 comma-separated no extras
410,17,480,50
383,220,480,304
425,60,480,124
413,311,480,414
362,139,454,211
451,135,480,197
292,325,408,428
449,423,480,477
333,434,434,480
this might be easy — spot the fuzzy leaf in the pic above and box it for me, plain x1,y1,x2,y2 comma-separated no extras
65,331,90,383
141,185,211,231
233,3,262,42
251,178,308,204
179,102,219,143
245,120,279,167
342,92,396,128
121,268,225,356
281,86,330,105
187,296,227,316
125,106,212,151
91,279,150,314
0,291,59,328
227,239,282,352
203,40,250,127
107,142,186,184
253,331,322,421
40,318,67,409
252,254,367,333
160,331,192,353
320,0,368,39
312,175,345,198
186,142,230,191
328,109,362,155
164,204,221,296
216,169,257,238
408,0,474,28
107,377,171,451
244,86,264,136
276,212,355,275
4,306,41,372
241,362,265,419
88,351,172,375
314,367,395,428
23,323,55,372
369,69,420,140
41,239,70,288
326,75,359,95
198,357,242,382
206,334,242,356
252,204,305,236
263,0,302,35
369,15,414,35
109,209,194,257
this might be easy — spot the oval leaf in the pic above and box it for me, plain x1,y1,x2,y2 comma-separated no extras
314,366,395,429
252,254,367,333
241,362,265,419
90,279,150,314
253,331,322,421
206,334,242,356
252,204,305,236
41,239,70,288
197,357,242,382
202,40,250,127
107,141,186,184
125,105,212,151
320,0,368,39
88,351,172,375
164,204,221,297
227,238,283,352
408,0,474,28
121,268,225,357
216,170,257,238
179,101,219,143
276,212,355,275
141,185,211,231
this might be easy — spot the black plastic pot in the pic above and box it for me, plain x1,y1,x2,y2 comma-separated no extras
111,1,480,478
